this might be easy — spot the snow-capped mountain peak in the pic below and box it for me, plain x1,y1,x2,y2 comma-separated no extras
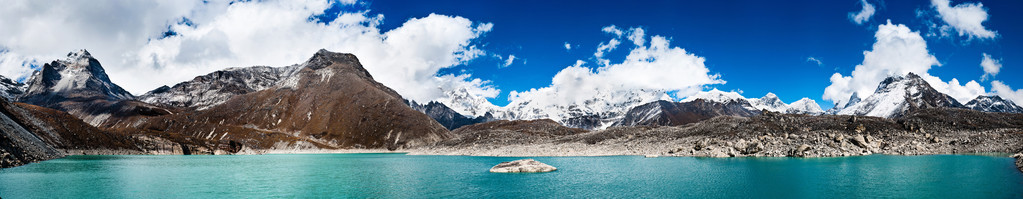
965,95,1023,113
21,49,133,102
837,73,962,118
748,92,788,112
787,98,824,115
682,89,747,104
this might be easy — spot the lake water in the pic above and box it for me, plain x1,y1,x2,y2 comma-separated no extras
1,154,1021,198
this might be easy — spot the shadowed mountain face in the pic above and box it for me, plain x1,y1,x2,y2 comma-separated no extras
613,99,759,127
0,96,206,168
409,101,494,130
118,49,452,150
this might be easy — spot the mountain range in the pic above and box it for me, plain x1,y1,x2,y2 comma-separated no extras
2,49,1022,168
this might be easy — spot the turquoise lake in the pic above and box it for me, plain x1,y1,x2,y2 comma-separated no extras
1,154,1022,198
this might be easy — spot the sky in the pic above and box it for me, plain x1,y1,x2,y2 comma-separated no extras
0,0,1020,111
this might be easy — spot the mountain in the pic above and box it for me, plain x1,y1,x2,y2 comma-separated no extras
0,97,61,168
748,93,788,113
613,99,759,127
826,92,861,114
0,75,24,100
21,50,132,101
139,65,301,110
0,95,208,168
119,49,452,150
498,89,670,130
786,98,824,115
17,50,170,126
965,95,1023,113
837,73,963,118
409,100,494,130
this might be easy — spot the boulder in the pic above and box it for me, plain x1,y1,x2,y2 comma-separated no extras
490,159,557,173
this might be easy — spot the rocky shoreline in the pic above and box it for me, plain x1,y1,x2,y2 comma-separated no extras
410,108,1023,172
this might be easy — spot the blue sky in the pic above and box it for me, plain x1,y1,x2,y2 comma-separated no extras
0,0,1020,111
366,0,1021,108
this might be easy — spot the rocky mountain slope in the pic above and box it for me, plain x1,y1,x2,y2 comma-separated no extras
139,65,301,110
965,95,1023,113
837,73,963,118
612,99,759,127
0,96,210,168
436,119,587,147
115,49,452,151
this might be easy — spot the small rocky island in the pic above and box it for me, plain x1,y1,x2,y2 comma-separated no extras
490,159,557,173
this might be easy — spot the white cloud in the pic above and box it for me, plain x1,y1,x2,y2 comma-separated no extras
806,57,824,66
508,27,725,116
930,0,997,39
602,25,624,37
0,0,499,103
564,42,572,51
823,20,986,106
627,27,646,46
0,0,202,81
980,53,1001,80
991,80,1023,105
502,54,516,67
849,0,876,25
594,38,620,62
0,50,39,82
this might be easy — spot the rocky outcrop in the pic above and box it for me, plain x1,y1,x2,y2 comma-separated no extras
489,159,557,173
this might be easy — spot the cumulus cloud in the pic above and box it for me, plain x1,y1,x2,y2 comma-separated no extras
929,0,997,39
507,27,725,117
849,0,876,25
992,81,1023,105
564,42,572,51
0,0,201,81
823,20,986,106
980,53,1001,81
0,0,499,103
